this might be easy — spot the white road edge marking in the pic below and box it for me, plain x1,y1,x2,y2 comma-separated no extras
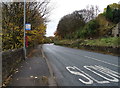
84,56,119,67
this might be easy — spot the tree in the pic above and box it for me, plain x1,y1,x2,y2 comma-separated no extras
2,2,24,50
80,20,99,38
106,5,113,21
104,3,120,23
2,1,51,51
56,11,85,39
109,3,120,9
75,5,100,22
112,9,120,23
55,5,100,39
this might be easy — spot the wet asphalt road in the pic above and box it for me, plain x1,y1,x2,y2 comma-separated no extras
42,44,120,86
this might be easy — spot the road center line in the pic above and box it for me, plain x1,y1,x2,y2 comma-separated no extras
84,56,120,67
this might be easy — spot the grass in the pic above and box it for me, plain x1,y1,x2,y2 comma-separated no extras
54,37,120,47
83,37,120,47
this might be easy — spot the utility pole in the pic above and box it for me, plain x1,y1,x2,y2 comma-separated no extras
24,0,26,59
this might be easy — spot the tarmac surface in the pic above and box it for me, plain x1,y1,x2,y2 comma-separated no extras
42,44,120,86
7,45,50,86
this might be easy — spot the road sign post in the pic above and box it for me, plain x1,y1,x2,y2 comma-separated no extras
24,0,31,59
24,0,26,59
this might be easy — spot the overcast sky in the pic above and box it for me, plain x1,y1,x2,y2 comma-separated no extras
45,0,120,37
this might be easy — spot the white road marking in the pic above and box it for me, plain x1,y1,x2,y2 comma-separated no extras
30,76,33,78
73,66,110,84
35,77,38,79
84,66,119,82
66,66,93,84
66,65,119,84
94,65,120,78
84,56,119,67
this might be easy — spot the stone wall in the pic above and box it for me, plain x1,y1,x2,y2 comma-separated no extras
79,45,120,55
60,44,120,56
2,48,25,82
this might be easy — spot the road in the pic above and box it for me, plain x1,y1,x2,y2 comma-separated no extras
42,44,120,86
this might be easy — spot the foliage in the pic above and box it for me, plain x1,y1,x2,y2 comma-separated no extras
109,3,120,9
75,5,100,22
82,20,99,38
2,2,24,50
2,1,51,51
43,36,54,43
55,11,85,39
54,37,120,47
82,37,120,47
96,14,115,37
112,9,120,23
73,19,99,39
104,3,120,23
55,5,100,39
54,3,120,50
106,5,113,21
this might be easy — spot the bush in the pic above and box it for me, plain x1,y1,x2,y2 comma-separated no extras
54,37,120,47
82,20,99,38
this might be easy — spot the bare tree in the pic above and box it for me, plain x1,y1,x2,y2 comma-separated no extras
26,0,51,22
76,5,100,22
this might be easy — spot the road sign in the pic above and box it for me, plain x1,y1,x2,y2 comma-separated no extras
25,23,31,30
25,36,28,47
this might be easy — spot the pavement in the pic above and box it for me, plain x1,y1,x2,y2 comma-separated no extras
42,44,120,87
6,45,50,87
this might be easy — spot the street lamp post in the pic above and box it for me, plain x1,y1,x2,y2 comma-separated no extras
24,0,26,59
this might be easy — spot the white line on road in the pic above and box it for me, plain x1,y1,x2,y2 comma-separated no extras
66,65,119,85
74,66,110,84
66,66,93,84
84,66,119,82
84,56,120,67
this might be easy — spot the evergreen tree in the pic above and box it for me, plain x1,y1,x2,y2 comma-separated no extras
106,5,113,21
